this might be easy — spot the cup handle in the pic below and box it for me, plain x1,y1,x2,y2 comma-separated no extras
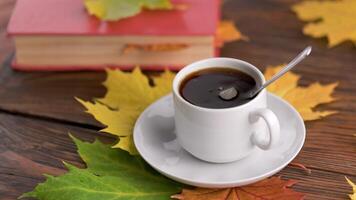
249,108,280,150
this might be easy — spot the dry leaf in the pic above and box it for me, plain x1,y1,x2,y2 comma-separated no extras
171,176,304,200
264,65,338,121
292,0,356,47
123,44,188,54
346,177,356,200
216,20,248,47
78,68,175,154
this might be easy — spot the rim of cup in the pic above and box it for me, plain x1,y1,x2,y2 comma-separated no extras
172,57,266,112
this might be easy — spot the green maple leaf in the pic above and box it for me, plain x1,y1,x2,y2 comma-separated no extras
84,0,173,21
20,135,181,200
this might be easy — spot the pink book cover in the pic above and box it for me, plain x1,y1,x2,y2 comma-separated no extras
7,0,220,71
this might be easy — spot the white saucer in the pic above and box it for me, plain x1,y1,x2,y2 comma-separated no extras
133,92,305,188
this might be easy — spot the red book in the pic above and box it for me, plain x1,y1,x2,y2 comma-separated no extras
8,0,220,71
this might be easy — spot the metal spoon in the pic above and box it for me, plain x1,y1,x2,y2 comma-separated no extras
219,46,312,100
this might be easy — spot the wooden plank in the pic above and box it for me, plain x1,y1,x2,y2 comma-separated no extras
277,167,355,200
0,61,106,127
0,112,113,199
0,112,354,200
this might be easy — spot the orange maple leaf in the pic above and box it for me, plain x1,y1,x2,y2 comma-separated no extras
216,20,248,47
171,177,304,200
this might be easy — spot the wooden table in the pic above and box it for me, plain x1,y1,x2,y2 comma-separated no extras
0,0,355,199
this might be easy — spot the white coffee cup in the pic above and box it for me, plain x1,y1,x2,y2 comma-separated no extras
173,58,280,163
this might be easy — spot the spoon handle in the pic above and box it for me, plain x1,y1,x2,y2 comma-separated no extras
253,46,312,97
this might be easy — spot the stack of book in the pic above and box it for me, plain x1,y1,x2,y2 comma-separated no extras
7,0,220,71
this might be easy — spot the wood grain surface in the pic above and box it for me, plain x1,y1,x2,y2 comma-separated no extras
0,0,355,199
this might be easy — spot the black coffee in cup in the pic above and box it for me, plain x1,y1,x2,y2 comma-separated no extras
180,67,257,109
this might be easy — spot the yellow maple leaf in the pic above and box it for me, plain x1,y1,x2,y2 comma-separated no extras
264,65,338,121
78,68,175,154
346,177,356,200
216,20,248,47
292,0,356,47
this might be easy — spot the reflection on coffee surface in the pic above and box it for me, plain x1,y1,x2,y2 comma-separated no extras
180,67,257,109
